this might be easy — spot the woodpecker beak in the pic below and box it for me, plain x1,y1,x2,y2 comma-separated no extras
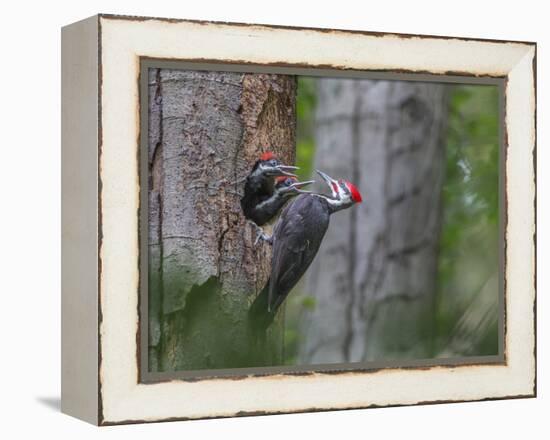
316,169,339,197
290,179,315,193
275,164,299,177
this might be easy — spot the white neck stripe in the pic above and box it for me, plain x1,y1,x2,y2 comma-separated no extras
312,193,346,208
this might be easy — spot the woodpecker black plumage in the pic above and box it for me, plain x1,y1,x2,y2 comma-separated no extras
240,152,312,226
249,170,362,330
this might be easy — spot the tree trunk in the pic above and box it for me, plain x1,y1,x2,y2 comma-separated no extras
148,69,296,371
299,79,447,364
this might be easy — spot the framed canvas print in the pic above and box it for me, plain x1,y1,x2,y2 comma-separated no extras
61,14,536,425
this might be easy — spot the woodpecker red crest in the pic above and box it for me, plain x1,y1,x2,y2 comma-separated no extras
260,151,275,161
345,182,362,203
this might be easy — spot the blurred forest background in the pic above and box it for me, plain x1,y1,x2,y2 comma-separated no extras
285,77,500,365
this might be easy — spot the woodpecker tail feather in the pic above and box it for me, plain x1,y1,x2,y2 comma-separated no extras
248,281,276,332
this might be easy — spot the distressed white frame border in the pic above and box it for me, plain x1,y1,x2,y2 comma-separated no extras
99,16,536,424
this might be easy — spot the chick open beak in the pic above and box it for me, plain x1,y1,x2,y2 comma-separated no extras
290,179,315,193
275,164,299,177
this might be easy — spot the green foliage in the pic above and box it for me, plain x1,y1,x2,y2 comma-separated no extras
280,286,318,365
283,329,299,365
295,77,317,181
296,76,317,122
435,84,500,356
301,295,317,310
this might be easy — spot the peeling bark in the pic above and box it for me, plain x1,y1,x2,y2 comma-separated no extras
300,79,447,364
148,69,296,371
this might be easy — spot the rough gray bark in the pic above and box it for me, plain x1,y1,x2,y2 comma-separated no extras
148,69,296,371
299,79,447,363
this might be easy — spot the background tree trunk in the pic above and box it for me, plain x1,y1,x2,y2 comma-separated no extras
299,79,447,363
148,69,296,371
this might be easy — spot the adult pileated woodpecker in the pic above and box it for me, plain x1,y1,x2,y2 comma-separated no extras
249,169,362,330
240,152,312,226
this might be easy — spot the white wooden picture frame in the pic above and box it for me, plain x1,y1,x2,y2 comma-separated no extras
61,14,536,425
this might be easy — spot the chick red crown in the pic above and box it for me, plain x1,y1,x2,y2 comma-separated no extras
275,175,297,183
260,151,275,161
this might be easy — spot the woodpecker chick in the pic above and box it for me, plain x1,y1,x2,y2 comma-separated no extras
253,176,315,245
240,151,302,226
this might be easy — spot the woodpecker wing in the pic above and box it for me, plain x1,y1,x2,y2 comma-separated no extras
268,195,330,312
